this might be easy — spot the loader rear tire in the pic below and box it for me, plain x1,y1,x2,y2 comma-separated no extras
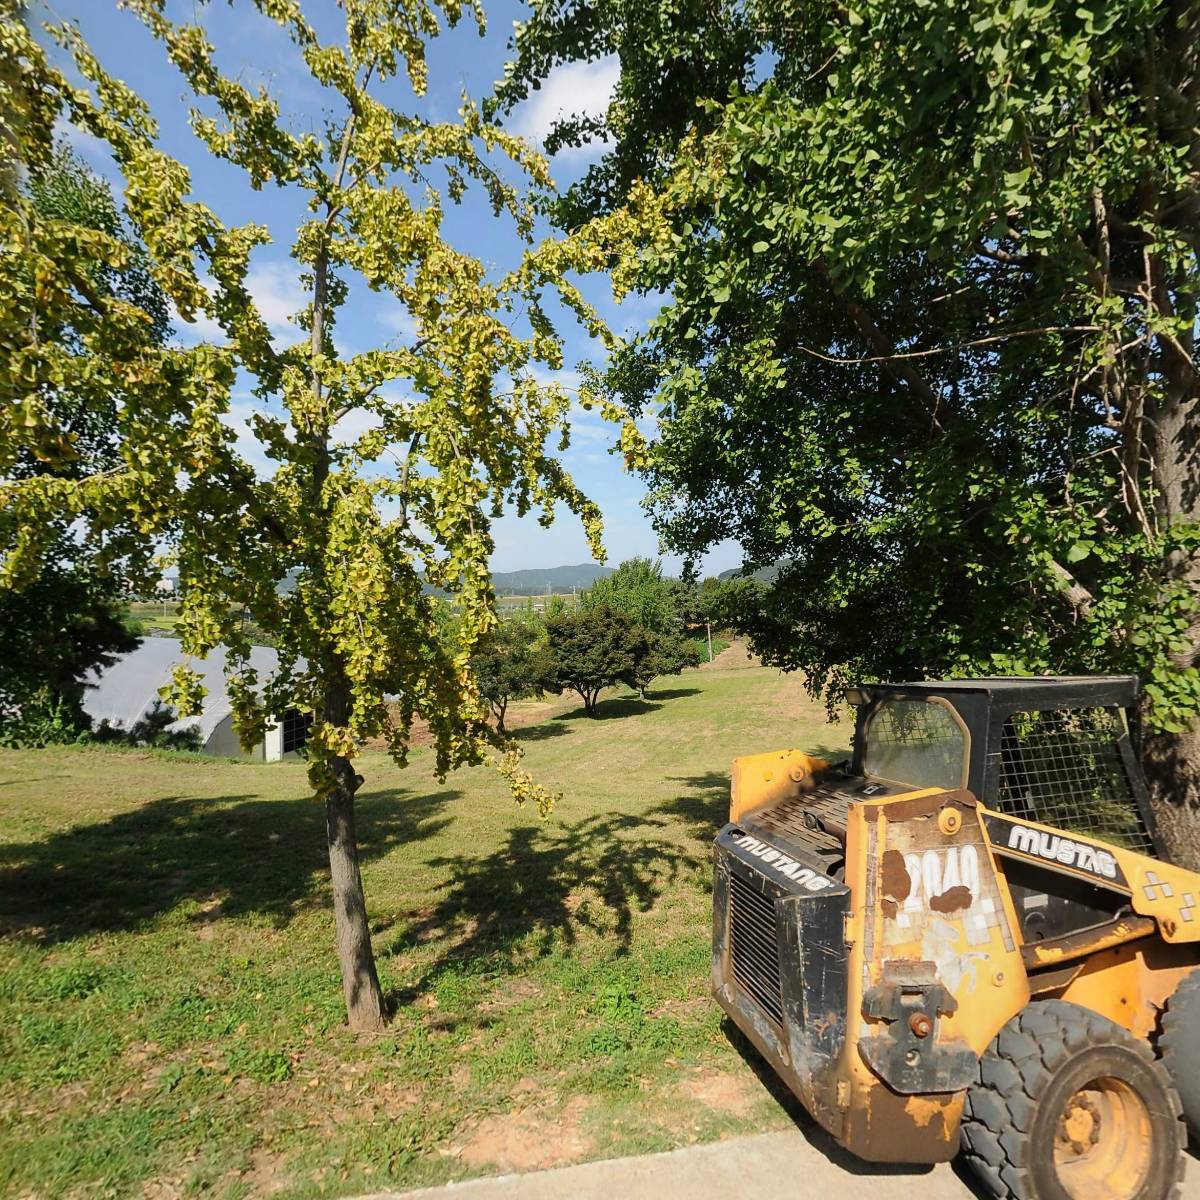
1160,968,1200,1138
960,999,1184,1200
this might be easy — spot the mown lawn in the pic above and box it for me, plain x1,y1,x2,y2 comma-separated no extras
0,663,850,1199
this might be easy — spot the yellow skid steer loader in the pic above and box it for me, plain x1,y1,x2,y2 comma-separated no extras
712,676,1200,1199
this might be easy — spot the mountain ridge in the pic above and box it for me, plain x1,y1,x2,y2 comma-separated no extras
491,562,615,594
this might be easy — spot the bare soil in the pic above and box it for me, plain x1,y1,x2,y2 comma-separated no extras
678,1068,755,1116
454,1096,593,1172
699,639,761,671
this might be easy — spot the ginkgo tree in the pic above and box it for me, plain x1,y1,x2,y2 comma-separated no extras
0,0,641,1031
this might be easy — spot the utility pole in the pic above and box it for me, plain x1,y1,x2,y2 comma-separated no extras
706,621,713,663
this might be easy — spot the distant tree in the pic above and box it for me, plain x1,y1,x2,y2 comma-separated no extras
91,700,204,752
472,615,556,734
581,557,701,696
580,556,682,633
546,606,640,716
0,563,140,734
622,628,700,700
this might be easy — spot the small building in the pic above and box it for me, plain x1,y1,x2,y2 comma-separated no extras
83,638,309,761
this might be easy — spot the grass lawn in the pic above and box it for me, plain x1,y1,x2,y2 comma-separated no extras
0,662,850,1199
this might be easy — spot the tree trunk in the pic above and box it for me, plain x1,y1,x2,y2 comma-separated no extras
1141,276,1200,868
325,755,387,1032
1144,723,1200,869
495,698,507,736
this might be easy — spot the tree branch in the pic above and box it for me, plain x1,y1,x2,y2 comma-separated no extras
793,324,1103,367
1047,558,1095,619
812,263,945,433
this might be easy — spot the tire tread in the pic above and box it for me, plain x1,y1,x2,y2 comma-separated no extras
960,999,1184,1199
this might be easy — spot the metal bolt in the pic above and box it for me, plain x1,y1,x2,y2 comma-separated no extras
938,808,962,835
908,1012,933,1038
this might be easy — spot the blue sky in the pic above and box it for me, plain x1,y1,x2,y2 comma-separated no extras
43,0,741,578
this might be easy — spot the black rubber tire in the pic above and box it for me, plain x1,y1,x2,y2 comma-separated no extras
1160,968,1200,1137
960,999,1184,1200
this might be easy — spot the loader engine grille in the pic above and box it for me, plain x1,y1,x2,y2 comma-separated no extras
728,872,784,1025
998,707,1153,853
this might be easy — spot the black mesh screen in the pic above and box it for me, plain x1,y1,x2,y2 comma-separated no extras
997,708,1152,852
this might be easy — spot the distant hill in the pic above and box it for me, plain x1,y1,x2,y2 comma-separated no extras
278,562,616,598
492,563,615,595
719,562,782,584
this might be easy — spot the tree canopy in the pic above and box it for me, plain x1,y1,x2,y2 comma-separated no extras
497,0,1200,862
579,556,682,632
1,0,640,1028
579,557,699,694
545,605,640,716
471,613,557,733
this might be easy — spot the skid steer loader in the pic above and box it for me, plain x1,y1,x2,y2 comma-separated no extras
712,675,1200,1200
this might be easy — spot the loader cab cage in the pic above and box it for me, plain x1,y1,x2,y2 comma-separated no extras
848,676,1159,857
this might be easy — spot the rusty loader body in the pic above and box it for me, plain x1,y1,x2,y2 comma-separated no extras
712,676,1200,1199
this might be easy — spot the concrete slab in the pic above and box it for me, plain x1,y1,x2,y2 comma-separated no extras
355,1128,1200,1200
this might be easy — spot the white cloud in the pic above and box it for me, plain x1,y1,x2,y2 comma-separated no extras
526,365,583,392
375,303,420,343
508,56,619,156
246,262,305,340
172,300,226,345
220,398,280,479
171,262,303,346
333,407,382,444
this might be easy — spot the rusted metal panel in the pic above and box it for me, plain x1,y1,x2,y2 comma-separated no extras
1021,915,1156,970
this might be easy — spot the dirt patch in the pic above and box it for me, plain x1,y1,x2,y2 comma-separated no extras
142,1174,188,1200
699,639,760,671
454,1095,592,1172
480,978,543,1013
930,884,972,914
240,1146,292,1196
880,849,911,904
678,1068,755,1116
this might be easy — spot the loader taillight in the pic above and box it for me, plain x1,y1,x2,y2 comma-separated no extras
728,870,784,1025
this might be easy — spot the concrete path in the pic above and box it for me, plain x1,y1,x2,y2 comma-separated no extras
357,1128,1200,1200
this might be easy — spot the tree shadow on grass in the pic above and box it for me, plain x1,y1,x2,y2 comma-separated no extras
552,686,705,722
642,686,702,701
385,804,709,1014
0,780,458,944
657,772,732,841
554,696,663,721
507,723,571,742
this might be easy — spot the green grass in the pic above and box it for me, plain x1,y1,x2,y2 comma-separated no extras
0,665,849,1198
127,600,181,634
